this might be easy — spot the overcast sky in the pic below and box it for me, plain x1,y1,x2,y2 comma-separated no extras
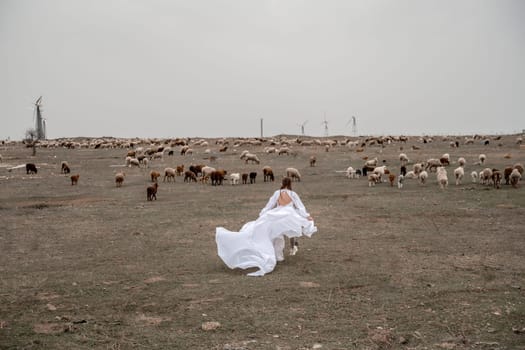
1,0,524,140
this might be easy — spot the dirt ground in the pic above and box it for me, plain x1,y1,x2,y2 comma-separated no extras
0,135,524,350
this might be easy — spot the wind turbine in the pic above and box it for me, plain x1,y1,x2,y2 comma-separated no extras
32,96,46,140
346,116,357,136
296,120,308,135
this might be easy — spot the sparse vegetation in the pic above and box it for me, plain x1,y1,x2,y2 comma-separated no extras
0,134,523,349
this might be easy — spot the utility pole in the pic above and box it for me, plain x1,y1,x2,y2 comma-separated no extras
260,118,263,138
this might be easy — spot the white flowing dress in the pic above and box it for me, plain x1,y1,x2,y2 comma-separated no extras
216,189,317,276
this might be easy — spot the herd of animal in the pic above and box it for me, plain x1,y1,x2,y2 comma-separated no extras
346,152,523,190
2,133,522,201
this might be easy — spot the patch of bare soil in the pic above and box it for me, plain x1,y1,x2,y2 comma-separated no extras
0,135,524,349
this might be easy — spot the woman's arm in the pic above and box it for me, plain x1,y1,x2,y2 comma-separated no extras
290,191,311,219
259,190,279,217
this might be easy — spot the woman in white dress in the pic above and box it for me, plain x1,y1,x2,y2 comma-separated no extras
216,177,317,276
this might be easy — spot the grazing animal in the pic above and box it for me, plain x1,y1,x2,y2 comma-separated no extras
61,161,71,174
436,167,448,189
150,170,161,182
479,168,493,185
249,172,257,184
26,163,37,174
458,157,466,167
413,163,423,175
285,167,301,181
184,170,198,183
368,174,380,187
346,166,358,179
400,165,407,177
479,154,486,165
163,168,176,182
418,170,428,185
454,166,464,185
492,170,502,189
211,169,227,186
263,166,274,182
514,163,524,175
219,146,228,152
510,169,521,188
189,164,204,177
364,157,378,167
471,171,478,183
176,165,185,176
241,153,260,164
147,182,158,201
242,173,248,184
503,167,513,185
70,174,80,185
388,173,396,187
425,159,441,172
115,172,125,187
309,156,316,167
230,173,240,185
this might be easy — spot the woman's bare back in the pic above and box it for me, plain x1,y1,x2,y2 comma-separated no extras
277,190,292,206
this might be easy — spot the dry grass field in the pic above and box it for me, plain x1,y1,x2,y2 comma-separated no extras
0,135,524,350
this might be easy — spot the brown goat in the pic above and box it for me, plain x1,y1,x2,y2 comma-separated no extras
309,156,316,167
388,173,396,187
70,174,80,185
147,182,158,201
263,166,274,182
150,170,161,182
184,170,198,183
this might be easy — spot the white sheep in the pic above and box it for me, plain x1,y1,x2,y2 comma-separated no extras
368,173,380,187
454,166,464,185
471,171,478,183
239,150,250,159
164,167,176,182
142,158,149,168
418,170,428,185
436,166,448,189
510,168,521,188
241,153,260,164
152,152,164,161
229,173,240,185
285,167,301,181
479,154,486,165
129,158,140,167
373,165,387,182
346,166,358,179
201,166,216,178
479,168,493,185
365,157,378,167
405,171,418,179
458,157,466,167
413,163,423,175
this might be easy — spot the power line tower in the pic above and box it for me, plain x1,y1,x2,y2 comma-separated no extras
321,117,329,137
